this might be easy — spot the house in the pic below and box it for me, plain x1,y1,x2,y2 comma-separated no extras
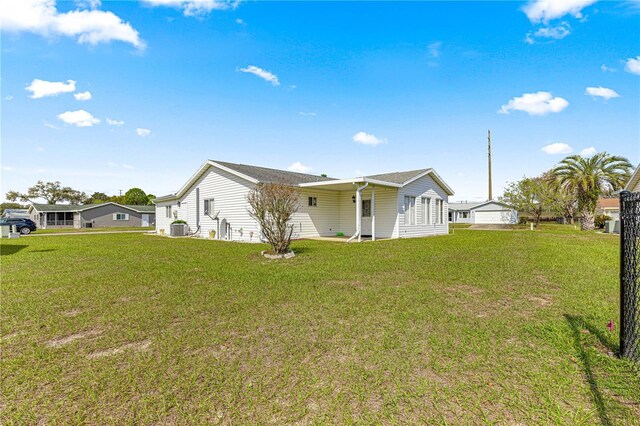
153,160,455,242
448,201,518,224
28,203,156,229
1,208,30,219
625,164,640,193
596,197,620,220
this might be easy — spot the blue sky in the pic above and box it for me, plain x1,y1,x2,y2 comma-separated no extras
1,0,639,202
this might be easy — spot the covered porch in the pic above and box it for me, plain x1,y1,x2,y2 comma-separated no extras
35,212,80,229
299,178,400,242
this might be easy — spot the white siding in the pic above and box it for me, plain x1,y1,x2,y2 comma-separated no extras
156,166,260,242
155,202,175,235
398,174,449,238
291,189,341,238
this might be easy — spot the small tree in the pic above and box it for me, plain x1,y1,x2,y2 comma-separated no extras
6,180,87,204
247,183,299,255
502,175,556,227
124,187,148,205
88,192,110,204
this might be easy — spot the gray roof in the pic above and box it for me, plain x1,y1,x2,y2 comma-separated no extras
364,169,430,185
31,203,155,213
214,160,337,185
449,201,513,211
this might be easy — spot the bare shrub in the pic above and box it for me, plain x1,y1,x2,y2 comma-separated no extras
247,183,299,254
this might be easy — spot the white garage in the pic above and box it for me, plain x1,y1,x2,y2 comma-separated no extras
449,201,518,225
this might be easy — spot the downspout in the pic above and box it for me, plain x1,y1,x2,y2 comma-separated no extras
347,182,369,243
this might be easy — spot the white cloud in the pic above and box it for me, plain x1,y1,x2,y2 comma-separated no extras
26,79,76,99
353,131,387,146
428,41,442,58
534,22,571,39
541,142,573,154
522,0,597,23
43,121,62,130
57,109,100,127
235,18,245,25
238,65,280,86
36,145,45,152
299,112,317,116
580,147,597,157
1,0,145,49
142,0,236,17
108,162,134,169
4,95,13,101
499,91,569,116
624,56,640,75
106,118,124,126
287,162,312,174
600,64,615,73
136,128,151,137
585,86,620,100
74,91,92,101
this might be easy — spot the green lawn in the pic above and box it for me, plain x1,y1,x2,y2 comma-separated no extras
34,226,154,234
2,229,638,424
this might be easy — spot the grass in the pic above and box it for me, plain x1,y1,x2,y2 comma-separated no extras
33,226,154,234
2,228,639,424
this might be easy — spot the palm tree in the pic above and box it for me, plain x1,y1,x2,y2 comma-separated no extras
552,152,633,230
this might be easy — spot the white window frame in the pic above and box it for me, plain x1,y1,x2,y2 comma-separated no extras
436,199,444,224
204,198,215,215
422,197,431,224
114,213,129,221
308,197,317,207
362,199,371,218
404,196,416,226
165,206,172,218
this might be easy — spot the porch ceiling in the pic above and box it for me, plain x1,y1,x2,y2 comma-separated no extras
298,178,401,191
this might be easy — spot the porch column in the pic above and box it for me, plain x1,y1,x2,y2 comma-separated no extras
371,187,376,241
356,187,362,242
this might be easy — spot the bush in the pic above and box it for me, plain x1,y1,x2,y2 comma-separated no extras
247,183,299,255
594,214,612,229
518,216,529,225
171,219,187,224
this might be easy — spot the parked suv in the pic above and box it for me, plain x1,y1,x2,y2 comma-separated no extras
0,218,37,234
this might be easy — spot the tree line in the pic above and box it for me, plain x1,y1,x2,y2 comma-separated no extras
501,152,633,230
4,181,155,208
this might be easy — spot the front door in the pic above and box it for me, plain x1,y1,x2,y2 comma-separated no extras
361,199,372,236
141,214,150,227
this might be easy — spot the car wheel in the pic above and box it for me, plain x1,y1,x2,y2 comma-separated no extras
19,227,31,235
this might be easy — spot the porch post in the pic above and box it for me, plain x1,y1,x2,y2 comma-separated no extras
371,187,376,241
356,187,362,242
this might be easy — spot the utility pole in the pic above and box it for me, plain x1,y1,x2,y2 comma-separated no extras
488,129,492,201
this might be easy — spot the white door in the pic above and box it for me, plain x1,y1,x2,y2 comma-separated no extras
141,214,150,227
361,199,372,236
474,210,516,224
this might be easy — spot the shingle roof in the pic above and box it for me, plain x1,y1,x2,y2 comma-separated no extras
30,203,155,213
213,160,337,185
364,169,430,185
598,198,619,209
448,202,485,211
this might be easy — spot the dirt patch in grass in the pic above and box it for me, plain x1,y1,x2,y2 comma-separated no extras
88,340,151,359
448,284,484,295
62,309,83,317
526,295,553,307
46,329,101,348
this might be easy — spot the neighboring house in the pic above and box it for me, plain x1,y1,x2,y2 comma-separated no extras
625,164,640,193
448,201,518,224
1,209,30,219
28,203,156,229
596,197,620,220
153,160,455,242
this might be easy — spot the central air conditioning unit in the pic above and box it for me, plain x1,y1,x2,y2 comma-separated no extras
170,223,188,236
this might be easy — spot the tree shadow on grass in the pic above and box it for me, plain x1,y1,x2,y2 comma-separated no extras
0,244,27,256
564,314,615,426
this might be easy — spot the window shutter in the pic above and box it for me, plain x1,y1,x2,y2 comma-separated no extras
112,213,117,220
204,199,209,214
125,213,129,220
